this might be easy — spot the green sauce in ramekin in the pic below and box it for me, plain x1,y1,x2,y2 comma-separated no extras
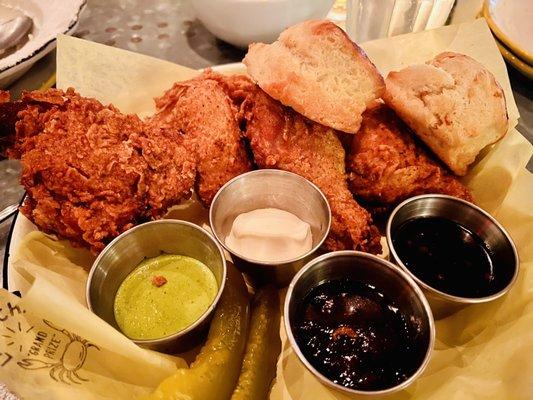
114,254,218,340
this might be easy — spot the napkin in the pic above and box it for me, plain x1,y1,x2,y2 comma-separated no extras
0,233,185,399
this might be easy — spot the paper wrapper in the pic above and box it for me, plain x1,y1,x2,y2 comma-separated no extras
1,18,532,399
0,233,186,399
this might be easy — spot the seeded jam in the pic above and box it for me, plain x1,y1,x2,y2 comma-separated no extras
292,279,427,391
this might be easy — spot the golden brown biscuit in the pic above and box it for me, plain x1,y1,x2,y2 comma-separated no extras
244,20,385,134
383,52,508,176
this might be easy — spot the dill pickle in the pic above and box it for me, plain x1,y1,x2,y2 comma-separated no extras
231,286,282,400
144,265,250,400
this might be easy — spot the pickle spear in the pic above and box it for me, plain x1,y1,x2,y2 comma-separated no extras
231,286,282,400
144,265,250,400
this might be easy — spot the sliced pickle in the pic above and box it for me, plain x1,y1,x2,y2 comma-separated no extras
231,286,282,400
144,265,250,400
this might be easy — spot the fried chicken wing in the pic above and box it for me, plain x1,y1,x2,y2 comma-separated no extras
238,84,381,254
10,88,195,252
347,104,472,215
150,71,252,206
0,91,25,159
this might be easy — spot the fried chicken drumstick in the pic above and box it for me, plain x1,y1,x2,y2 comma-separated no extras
235,80,381,254
150,71,252,206
8,89,195,252
347,104,473,215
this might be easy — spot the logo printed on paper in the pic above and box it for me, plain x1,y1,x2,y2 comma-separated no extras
17,320,100,385
1,299,100,385
0,301,27,368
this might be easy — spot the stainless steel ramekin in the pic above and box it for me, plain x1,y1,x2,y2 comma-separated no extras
386,194,519,318
86,220,226,353
284,251,435,397
209,169,331,287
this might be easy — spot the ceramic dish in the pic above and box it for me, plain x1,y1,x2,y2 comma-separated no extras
0,0,86,88
191,0,335,48
483,0,533,65
494,35,533,80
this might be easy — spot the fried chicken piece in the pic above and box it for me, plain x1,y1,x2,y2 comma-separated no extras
347,104,473,215
209,73,257,107
150,71,252,206
10,88,195,252
0,91,27,159
0,91,9,103
238,83,381,254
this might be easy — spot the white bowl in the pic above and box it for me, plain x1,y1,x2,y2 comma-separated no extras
0,0,86,88
191,0,335,49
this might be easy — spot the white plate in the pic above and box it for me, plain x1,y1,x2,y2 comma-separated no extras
2,63,245,292
0,0,86,87
484,0,533,65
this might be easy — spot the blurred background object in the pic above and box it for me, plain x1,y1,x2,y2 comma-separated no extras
0,7,32,54
191,0,335,48
0,0,85,88
483,0,533,80
483,0,532,64
346,0,456,43
0,159,20,223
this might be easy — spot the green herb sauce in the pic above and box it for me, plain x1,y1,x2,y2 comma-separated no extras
114,254,218,340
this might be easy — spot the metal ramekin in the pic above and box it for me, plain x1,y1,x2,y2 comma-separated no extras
209,169,331,287
86,220,227,353
386,194,519,318
284,251,435,397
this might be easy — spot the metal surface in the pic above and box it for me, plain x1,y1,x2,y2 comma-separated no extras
0,160,23,222
191,0,335,48
210,169,331,287
386,194,519,318
74,0,245,69
0,204,16,223
86,220,227,353
284,250,435,397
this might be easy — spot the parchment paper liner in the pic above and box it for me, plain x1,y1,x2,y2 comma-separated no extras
1,18,531,399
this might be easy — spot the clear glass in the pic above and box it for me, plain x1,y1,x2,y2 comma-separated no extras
346,0,455,43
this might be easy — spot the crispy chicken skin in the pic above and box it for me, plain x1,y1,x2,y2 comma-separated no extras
347,104,473,214
150,71,252,206
0,91,25,159
209,73,257,107
10,88,195,252
237,82,381,254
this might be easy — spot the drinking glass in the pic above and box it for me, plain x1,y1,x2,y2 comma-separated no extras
346,0,455,43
